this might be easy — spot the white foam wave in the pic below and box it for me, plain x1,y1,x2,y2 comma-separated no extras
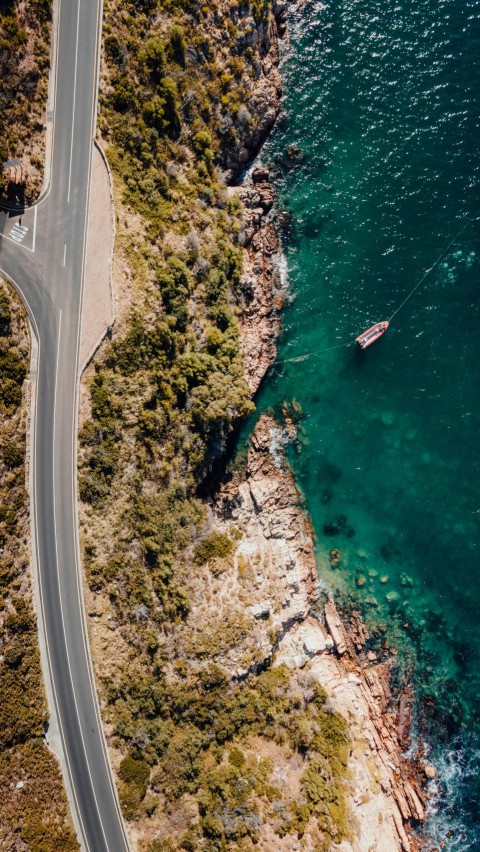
421,739,480,851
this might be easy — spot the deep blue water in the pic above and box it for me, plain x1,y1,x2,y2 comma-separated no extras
253,0,480,846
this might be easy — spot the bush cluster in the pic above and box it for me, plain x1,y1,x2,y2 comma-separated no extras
0,0,53,201
107,663,349,847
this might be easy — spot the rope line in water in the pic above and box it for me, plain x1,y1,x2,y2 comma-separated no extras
277,211,477,366
387,215,474,322
277,340,351,365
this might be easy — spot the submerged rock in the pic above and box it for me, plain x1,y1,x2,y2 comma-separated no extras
323,514,355,537
329,548,341,567
386,590,400,603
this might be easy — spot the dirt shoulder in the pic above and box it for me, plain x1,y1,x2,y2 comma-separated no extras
80,143,116,370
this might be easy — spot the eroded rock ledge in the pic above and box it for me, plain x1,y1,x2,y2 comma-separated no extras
231,2,289,394
213,415,431,850
237,170,284,394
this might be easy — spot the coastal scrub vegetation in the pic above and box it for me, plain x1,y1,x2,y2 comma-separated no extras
0,0,52,202
78,0,351,846
105,650,350,848
0,281,78,850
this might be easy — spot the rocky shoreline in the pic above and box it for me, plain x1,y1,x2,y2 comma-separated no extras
226,3,435,848
228,1,289,393
237,167,285,394
212,415,433,850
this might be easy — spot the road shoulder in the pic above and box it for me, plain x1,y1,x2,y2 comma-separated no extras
80,142,115,371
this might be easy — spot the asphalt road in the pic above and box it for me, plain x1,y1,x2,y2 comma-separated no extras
0,1,130,850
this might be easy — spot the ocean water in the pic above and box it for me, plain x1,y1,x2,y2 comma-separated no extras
252,0,480,846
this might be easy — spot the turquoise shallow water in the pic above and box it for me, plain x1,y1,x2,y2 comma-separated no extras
250,0,480,845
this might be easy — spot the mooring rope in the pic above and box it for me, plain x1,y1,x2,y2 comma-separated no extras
387,214,475,323
277,339,352,365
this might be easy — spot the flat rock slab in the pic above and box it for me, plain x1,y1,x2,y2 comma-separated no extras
80,144,114,370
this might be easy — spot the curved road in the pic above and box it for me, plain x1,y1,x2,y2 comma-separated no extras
0,1,130,850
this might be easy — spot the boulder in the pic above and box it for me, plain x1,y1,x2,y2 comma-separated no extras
302,621,327,657
252,166,270,183
251,601,271,620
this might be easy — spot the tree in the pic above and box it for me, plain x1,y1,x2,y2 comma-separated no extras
141,38,166,83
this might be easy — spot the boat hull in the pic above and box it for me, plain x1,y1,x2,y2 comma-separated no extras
355,321,389,349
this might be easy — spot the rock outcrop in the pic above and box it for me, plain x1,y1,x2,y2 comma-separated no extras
217,416,317,640
225,4,290,393
219,4,284,180
214,415,431,850
237,175,285,393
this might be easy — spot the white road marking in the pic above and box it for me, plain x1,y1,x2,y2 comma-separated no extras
69,0,132,842
0,214,36,252
52,309,110,851
63,243,67,267
67,0,82,204
9,224,29,243
32,203,38,252
0,229,34,251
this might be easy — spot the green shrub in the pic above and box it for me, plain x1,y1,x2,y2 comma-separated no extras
3,642,23,668
0,16,28,51
111,75,136,112
192,129,212,156
193,531,233,565
168,24,185,66
118,755,150,790
2,438,23,468
228,746,245,768
140,37,166,82
157,259,190,330
105,35,124,65
159,77,181,135
28,0,52,24
0,290,11,335
155,726,203,800
148,839,177,852
118,780,143,820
